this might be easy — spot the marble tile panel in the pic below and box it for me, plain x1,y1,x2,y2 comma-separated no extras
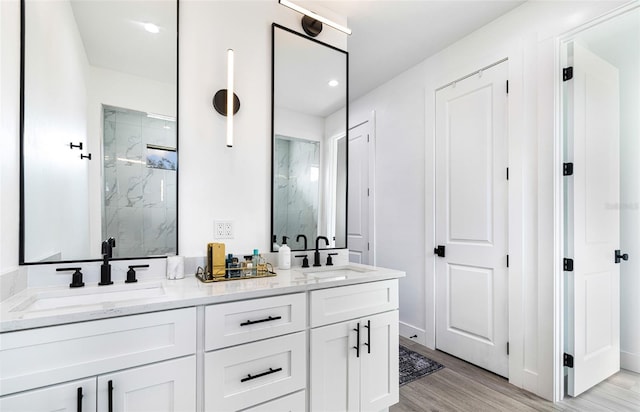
116,109,142,127
116,163,143,208
114,207,143,257
115,123,142,161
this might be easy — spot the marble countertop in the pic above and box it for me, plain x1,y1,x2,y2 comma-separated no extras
0,263,404,333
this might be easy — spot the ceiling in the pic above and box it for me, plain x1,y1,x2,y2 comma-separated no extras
68,0,526,102
300,0,526,100
70,0,177,84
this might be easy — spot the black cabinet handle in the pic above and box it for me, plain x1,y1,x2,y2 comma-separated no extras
240,315,282,326
434,245,445,257
352,322,360,358
240,367,283,383
364,319,371,354
108,380,113,412
77,387,83,412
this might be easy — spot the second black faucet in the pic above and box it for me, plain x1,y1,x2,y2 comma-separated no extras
313,236,329,267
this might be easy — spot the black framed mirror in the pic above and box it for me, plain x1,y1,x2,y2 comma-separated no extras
20,0,179,264
271,23,348,252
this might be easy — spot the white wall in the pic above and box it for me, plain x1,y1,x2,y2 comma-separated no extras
274,107,323,141
349,0,626,400
178,0,346,258
22,0,91,262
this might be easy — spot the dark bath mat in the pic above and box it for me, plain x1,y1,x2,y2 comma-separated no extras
399,345,444,386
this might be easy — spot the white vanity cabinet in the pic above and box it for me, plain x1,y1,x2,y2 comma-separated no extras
309,280,399,412
203,293,307,412
0,308,196,412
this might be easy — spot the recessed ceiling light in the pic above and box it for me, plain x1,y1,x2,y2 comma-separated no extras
144,23,160,34
328,80,339,87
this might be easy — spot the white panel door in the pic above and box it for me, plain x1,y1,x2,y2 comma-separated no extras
435,61,509,377
97,356,196,412
565,42,620,397
348,122,370,264
0,378,96,412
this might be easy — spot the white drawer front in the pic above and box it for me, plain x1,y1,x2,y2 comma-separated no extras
241,390,306,412
205,332,306,412
0,308,196,396
310,279,398,327
205,293,305,350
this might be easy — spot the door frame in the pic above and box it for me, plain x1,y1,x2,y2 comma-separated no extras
554,2,639,401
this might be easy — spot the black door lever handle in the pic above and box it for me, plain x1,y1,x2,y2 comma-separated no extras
615,250,629,263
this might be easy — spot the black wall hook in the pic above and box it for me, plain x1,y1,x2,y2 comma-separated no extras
80,153,92,160
70,142,83,150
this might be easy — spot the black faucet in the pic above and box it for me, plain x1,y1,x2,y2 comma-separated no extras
99,237,116,285
313,236,329,267
296,234,308,250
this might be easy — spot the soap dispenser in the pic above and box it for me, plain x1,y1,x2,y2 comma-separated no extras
278,236,291,270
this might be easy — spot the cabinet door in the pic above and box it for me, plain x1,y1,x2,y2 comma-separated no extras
0,378,96,412
310,320,360,412
360,311,399,412
97,356,195,412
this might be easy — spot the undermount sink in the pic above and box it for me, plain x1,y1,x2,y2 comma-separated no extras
301,265,374,279
10,283,166,313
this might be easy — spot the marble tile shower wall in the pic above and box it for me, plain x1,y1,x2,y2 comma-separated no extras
274,137,319,248
103,106,177,258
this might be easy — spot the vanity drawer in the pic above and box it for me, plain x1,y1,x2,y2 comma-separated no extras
204,332,306,412
0,307,196,396
241,390,306,412
309,279,398,327
205,293,305,350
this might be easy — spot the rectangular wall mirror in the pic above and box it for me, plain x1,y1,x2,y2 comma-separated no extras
271,24,348,252
20,0,178,264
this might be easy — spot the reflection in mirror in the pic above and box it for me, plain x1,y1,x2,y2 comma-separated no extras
271,24,348,251
21,0,178,263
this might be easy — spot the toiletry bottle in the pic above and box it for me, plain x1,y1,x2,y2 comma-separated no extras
278,236,291,270
243,255,253,276
252,249,259,275
272,235,280,252
225,253,233,278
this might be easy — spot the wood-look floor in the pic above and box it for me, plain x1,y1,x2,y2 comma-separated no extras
393,337,640,412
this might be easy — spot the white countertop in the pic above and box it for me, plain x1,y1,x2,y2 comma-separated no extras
0,263,404,333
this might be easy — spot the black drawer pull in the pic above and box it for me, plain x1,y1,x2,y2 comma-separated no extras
240,315,282,326
108,380,113,412
240,367,283,383
77,387,83,412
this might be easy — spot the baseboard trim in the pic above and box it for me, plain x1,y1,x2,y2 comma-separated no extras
399,322,429,348
621,350,640,373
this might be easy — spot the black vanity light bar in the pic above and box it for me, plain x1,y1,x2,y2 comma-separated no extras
278,0,352,35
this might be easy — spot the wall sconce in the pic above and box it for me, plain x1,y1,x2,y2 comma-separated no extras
278,0,352,36
213,49,240,147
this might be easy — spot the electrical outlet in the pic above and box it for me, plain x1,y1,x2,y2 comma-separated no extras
215,220,234,239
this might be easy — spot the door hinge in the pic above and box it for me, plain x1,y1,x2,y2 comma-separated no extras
563,162,574,176
563,353,574,368
563,67,574,81
506,80,509,94
507,342,510,355
506,167,509,180
367,242,370,251
434,245,445,258
367,134,370,142
367,188,370,197
564,258,574,272
506,255,509,268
